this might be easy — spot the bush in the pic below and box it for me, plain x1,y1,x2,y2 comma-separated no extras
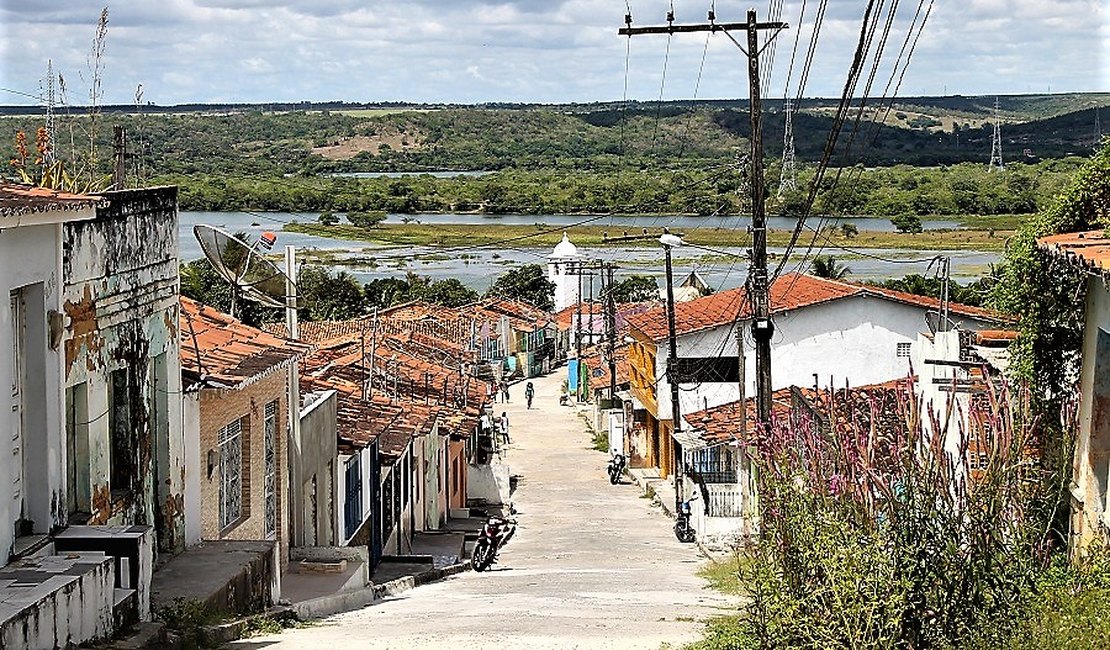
891,212,923,233
347,210,387,228
723,378,1072,649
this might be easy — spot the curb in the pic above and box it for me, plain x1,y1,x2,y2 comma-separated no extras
291,560,472,621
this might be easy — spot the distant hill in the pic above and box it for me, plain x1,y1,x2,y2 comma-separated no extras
1,93,1106,175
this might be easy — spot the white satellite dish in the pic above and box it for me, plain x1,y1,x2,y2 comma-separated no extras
193,224,300,317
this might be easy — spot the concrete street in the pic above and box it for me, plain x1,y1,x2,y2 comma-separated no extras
232,371,736,649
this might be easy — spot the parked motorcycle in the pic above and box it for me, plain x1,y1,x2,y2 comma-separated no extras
607,453,627,484
674,498,697,543
472,514,518,572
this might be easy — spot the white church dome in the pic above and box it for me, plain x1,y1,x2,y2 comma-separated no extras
549,232,579,259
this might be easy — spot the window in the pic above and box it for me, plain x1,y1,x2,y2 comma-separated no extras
896,342,912,358
218,416,246,530
263,400,278,539
344,455,362,539
671,357,740,384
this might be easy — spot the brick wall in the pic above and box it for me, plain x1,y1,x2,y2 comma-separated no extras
198,370,289,568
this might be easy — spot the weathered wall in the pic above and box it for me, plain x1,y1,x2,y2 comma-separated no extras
292,390,338,547
197,370,290,569
0,220,72,559
61,187,186,557
1072,276,1110,553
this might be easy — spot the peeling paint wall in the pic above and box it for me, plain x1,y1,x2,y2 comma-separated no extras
61,187,187,557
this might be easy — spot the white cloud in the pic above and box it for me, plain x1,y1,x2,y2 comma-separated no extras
0,0,1103,105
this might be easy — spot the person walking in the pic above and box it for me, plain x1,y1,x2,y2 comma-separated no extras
499,411,511,445
525,381,535,409
500,379,510,403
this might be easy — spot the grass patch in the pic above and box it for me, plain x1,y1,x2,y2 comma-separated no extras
697,557,744,596
592,428,609,453
285,221,1013,252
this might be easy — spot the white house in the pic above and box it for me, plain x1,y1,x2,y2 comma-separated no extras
624,272,1010,544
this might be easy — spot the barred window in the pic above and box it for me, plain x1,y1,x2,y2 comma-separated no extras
218,416,246,530
896,342,912,358
263,400,278,539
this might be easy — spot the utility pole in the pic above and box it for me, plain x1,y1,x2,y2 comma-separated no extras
662,239,683,514
575,267,584,400
605,263,617,400
621,8,785,429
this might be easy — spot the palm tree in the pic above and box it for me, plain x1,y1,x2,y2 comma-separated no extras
811,255,851,280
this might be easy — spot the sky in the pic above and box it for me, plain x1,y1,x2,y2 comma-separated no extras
0,0,1106,106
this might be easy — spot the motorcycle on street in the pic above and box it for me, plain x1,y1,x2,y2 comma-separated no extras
607,453,627,484
674,497,697,543
472,511,518,572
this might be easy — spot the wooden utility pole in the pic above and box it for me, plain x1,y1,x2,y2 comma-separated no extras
662,241,683,514
605,263,617,399
620,8,786,427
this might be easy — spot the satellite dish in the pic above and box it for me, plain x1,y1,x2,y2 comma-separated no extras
193,224,300,316
925,310,958,335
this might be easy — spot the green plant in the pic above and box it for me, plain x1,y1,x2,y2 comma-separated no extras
729,377,1072,649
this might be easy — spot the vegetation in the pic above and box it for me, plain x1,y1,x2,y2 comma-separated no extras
610,275,660,303
809,256,850,280
285,220,1013,252
484,264,556,311
689,377,1078,650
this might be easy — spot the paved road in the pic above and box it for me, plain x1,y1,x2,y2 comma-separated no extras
233,371,734,649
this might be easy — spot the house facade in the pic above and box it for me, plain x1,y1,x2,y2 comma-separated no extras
180,297,307,572
1,185,184,646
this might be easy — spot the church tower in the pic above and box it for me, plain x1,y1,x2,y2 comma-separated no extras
547,232,581,313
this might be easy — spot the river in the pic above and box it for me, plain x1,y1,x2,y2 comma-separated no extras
178,211,997,292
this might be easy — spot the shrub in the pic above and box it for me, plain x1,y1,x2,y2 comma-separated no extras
726,377,1073,649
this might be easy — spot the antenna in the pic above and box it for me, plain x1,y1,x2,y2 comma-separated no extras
44,60,56,164
778,98,798,196
193,224,300,318
989,97,1004,171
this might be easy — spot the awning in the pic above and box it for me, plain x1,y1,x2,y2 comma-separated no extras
672,425,709,451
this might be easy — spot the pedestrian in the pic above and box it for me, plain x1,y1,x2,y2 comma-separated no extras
525,381,535,409
499,411,511,445
500,379,510,403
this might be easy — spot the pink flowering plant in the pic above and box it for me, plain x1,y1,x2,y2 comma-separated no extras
733,374,1075,649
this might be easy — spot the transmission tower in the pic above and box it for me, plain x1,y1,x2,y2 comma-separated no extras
43,60,56,164
778,99,798,196
989,97,1004,171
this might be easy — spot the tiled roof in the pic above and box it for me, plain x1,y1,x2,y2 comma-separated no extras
179,297,309,390
684,389,795,445
555,303,604,331
684,379,911,446
627,273,1006,342
581,343,630,390
1038,230,1110,274
0,183,106,219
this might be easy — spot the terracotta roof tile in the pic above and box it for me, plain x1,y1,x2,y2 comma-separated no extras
0,182,106,218
180,297,309,389
1038,229,1110,274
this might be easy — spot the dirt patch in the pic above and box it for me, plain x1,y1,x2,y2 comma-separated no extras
312,129,423,160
